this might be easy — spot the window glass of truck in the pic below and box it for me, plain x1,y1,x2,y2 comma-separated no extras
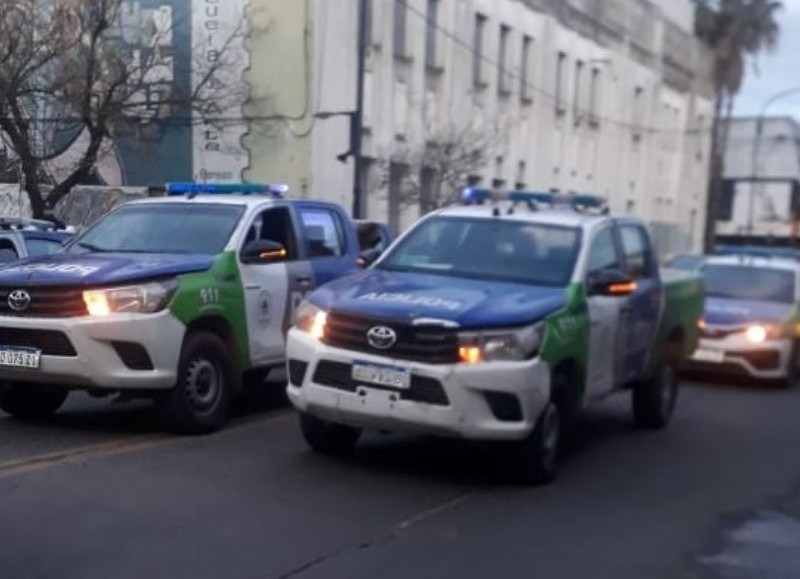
587,227,620,274
299,208,345,258
702,264,796,303
379,216,581,286
68,204,245,255
619,224,651,278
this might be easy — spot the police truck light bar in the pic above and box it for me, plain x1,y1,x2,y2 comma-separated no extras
460,187,608,213
165,182,289,198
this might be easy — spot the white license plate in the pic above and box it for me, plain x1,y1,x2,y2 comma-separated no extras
352,362,411,389
692,348,725,364
0,347,41,369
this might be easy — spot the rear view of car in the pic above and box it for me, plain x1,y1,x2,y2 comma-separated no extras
689,255,800,386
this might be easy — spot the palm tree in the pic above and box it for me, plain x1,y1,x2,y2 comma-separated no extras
693,0,783,251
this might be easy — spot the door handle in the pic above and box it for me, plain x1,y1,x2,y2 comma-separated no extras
295,276,313,286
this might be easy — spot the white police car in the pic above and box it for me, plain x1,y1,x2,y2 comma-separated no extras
689,253,800,386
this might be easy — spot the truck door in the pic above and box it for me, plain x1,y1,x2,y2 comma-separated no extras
239,205,315,367
584,225,627,398
617,223,662,383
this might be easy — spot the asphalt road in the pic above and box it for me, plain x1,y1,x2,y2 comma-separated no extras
1,376,800,579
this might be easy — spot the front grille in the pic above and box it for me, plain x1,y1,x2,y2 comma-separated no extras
0,286,87,318
323,312,459,365
312,360,449,406
0,327,76,356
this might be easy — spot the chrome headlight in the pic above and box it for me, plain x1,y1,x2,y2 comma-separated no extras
295,300,327,340
457,322,545,364
83,279,178,316
745,323,784,343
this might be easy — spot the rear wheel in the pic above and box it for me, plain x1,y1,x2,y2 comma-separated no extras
632,349,680,429
299,412,361,454
157,332,236,435
0,382,68,420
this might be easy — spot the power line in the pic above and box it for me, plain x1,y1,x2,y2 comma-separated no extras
399,0,711,137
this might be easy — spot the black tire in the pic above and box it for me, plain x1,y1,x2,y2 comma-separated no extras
157,332,236,434
299,412,361,454
0,382,68,420
551,367,580,443
632,350,680,429
505,401,561,486
776,341,800,389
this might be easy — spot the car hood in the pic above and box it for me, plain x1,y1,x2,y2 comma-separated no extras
703,296,792,326
310,269,568,328
0,252,216,286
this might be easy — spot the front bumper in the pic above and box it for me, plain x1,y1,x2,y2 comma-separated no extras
285,328,551,441
687,334,794,379
0,311,185,390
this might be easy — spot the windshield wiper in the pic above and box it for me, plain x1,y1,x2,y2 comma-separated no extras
76,242,110,253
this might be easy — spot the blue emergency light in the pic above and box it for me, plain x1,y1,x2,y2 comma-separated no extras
461,187,607,213
165,182,289,198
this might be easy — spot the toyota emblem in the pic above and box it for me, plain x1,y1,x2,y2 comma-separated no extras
7,289,31,312
366,325,397,350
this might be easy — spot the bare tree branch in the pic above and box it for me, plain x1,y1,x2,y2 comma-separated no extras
0,0,245,218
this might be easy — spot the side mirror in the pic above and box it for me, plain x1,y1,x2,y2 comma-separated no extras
587,269,637,297
357,248,383,268
241,240,287,264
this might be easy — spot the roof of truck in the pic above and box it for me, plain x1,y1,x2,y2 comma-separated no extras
703,254,800,272
432,203,611,228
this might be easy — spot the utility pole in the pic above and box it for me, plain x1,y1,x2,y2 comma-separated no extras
352,0,368,219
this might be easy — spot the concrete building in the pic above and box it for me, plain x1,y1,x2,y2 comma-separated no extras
245,0,714,255
717,117,800,244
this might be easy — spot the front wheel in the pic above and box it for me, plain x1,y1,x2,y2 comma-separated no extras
299,412,361,454
0,382,68,420
505,401,561,485
156,332,236,435
776,341,800,389
632,356,680,429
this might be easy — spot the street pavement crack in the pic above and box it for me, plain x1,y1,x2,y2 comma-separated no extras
271,491,477,579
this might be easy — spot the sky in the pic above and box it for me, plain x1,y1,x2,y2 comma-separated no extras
735,0,800,118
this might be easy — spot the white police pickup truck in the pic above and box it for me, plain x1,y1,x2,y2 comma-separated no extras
286,190,704,484
0,183,360,433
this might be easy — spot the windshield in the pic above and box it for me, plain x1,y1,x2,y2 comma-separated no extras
378,216,581,286
67,203,244,255
702,264,796,303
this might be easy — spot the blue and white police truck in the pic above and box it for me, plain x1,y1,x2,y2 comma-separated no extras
0,183,360,433
286,190,704,484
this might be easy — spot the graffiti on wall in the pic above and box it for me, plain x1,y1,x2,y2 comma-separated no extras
0,0,250,191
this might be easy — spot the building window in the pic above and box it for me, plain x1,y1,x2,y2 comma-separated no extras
521,35,534,103
498,24,511,95
515,161,527,190
696,115,705,160
555,51,567,115
573,59,584,124
589,68,601,127
394,0,408,58
473,13,487,88
425,0,441,71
